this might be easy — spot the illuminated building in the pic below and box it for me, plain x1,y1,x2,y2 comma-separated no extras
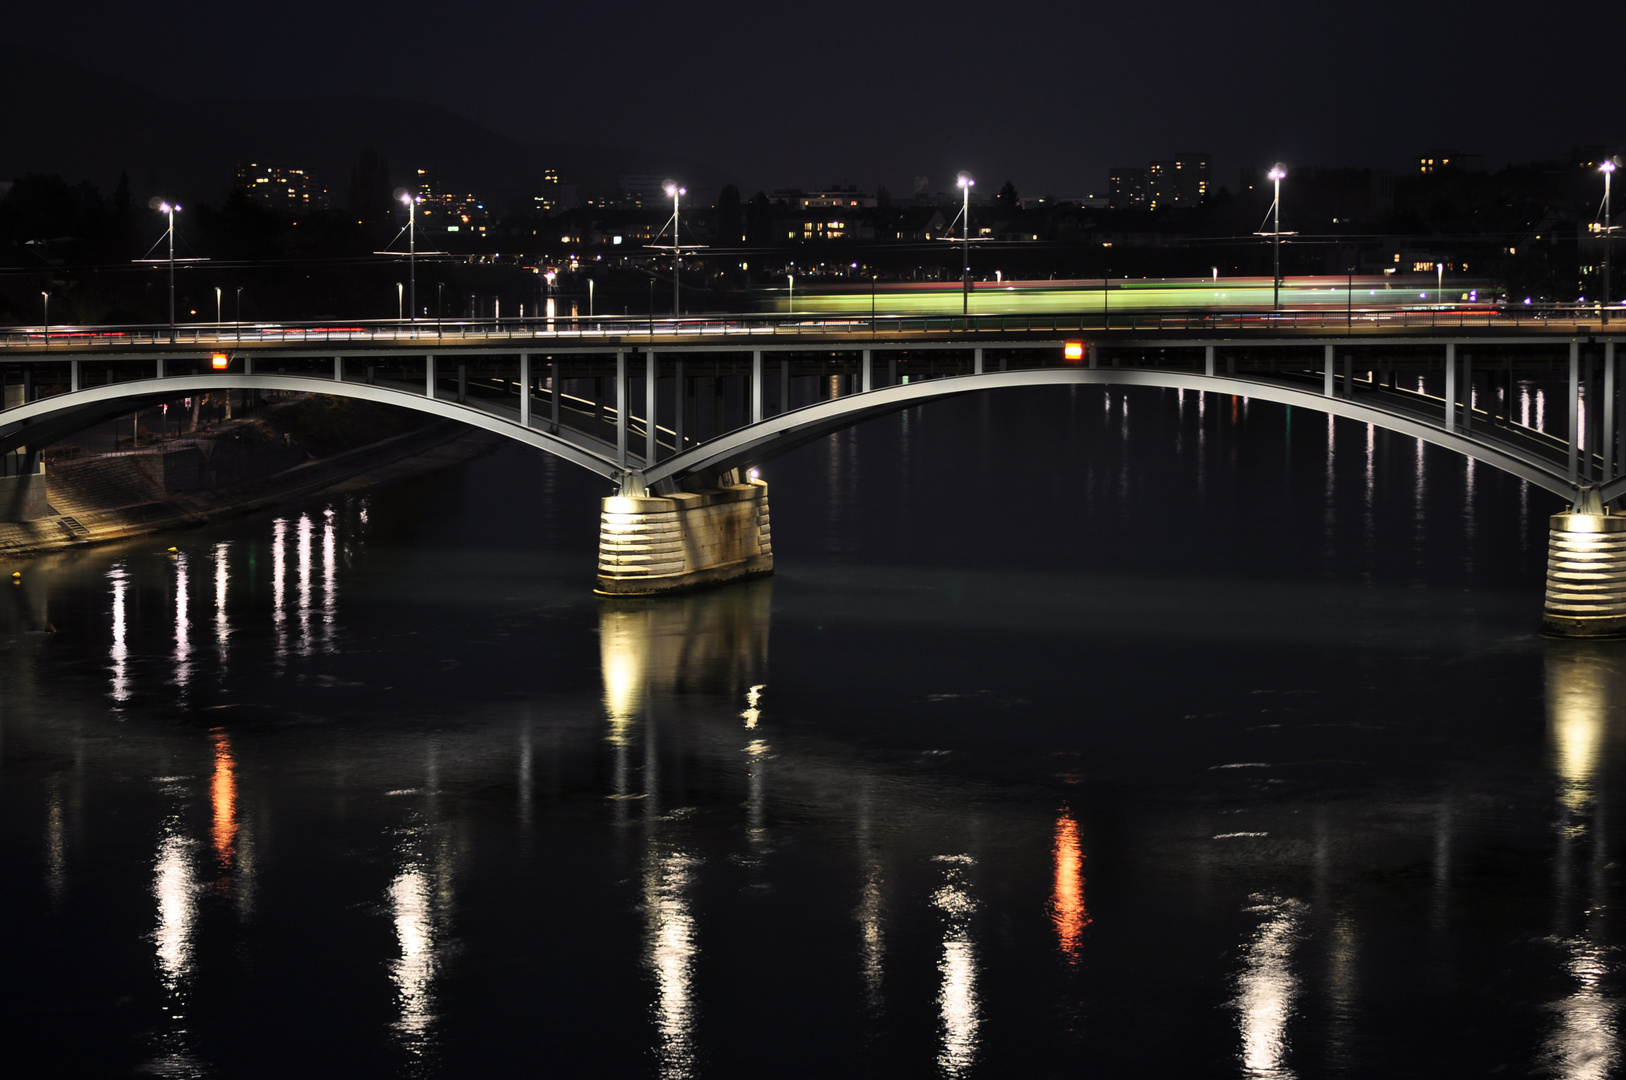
235,162,327,211
1109,167,1148,208
1417,153,1484,175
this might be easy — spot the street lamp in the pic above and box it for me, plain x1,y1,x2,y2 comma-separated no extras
957,172,975,315
215,285,222,328
1267,166,1286,310
787,273,794,317
589,278,595,319
158,202,180,343
399,192,419,323
664,181,685,317
1437,261,1444,310
396,282,403,321
40,291,48,347
1602,157,1619,324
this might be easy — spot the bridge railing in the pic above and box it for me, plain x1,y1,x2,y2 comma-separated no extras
1,304,1620,349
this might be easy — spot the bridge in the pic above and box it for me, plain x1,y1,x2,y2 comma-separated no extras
2,313,1624,636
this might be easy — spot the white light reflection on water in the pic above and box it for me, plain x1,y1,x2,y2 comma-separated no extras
932,854,980,1078
172,552,191,690
108,564,130,702
147,806,205,1077
296,513,313,656
45,780,65,903
856,787,885,1015
271,518,288,661
388,826,453,1057
645,847,700,1080
213,542,229,662
1233,894,1305,1080
322,506,337,651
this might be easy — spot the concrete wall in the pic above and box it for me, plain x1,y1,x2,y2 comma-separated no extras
0,461,48,522
597,479,772,595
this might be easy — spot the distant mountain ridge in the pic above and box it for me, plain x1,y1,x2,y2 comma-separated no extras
5,49,736,210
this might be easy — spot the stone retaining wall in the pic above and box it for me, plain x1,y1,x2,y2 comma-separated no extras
596,480,773,595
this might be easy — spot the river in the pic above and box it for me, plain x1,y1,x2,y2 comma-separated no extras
2,384,1620,1078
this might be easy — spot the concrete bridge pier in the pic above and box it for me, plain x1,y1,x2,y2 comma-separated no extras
595,474,772,596
1544,488,1626,638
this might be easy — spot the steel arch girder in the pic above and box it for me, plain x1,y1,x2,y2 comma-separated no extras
644,368,1580,501
0,375,623,480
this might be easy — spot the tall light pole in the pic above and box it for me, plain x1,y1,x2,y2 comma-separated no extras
589,278,595,319
1267,166,1286,311
957,172,975,315
399,192,418,323
396,282,403,321
40,291,48,347
664,182,685,317
159,202,180,343
1602,157,1618,324
215,285,222,328
787,273,794,317
1436,261,1444,309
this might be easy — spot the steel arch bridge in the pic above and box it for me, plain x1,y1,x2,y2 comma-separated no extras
2,332,1619,502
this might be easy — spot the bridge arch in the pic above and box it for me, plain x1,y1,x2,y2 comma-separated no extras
642,368,1580,501
0,374,623,480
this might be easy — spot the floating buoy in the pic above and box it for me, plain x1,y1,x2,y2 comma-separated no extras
167,547,178,553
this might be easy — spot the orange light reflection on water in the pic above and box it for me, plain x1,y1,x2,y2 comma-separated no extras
210,731,238,870
1051,808,1091,962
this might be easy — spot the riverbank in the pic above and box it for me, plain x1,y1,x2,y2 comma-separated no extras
0,398,505,560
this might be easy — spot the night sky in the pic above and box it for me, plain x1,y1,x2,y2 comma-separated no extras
12,0,1623,198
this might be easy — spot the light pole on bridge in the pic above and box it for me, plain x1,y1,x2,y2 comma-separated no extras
957,172,975,315
159,202,179,343
1267,166,1286,310
1602,157,1618,325
664,181,686,317
399,192,419,323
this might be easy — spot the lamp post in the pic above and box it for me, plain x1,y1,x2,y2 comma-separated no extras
871,273,878,336
787,273,794,318
589,278,595,319
1437,261,1444,310
1267,166,1286,311
437,282,444,338
664,181,685,317
215,286,222,329
1603,157,1618,325
399,192,418,323
956,172,975,315
396,282,403,322
41,291,48,347
158,202,180,343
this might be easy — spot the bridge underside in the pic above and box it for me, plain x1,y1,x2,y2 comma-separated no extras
2,331,1624,624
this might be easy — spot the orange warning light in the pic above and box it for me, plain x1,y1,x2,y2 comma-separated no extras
211,353,229,370
1063,341,1085,362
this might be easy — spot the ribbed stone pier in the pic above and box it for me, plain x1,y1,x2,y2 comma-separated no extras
596,479,773,595
1544,492,1626,638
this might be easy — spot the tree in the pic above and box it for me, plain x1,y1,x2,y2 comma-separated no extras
717,185,743,246
996,180,1019,213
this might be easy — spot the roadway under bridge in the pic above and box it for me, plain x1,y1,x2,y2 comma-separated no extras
2,322,1624,633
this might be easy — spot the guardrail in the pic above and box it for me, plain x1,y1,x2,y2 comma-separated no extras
0,306,1622,350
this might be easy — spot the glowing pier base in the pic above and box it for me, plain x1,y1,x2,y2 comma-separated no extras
1543,495,1626,638
596,479,772,596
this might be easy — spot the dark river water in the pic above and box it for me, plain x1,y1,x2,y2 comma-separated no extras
3,385,1622,1079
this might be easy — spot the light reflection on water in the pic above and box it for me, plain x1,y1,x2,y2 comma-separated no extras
932,854,980,1078
1050,808,1090,964
1233,895,1305,1080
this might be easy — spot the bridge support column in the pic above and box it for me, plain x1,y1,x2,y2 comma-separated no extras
752,350,763,422
596,478,773,596
1342,354,1353,399
675,361,685,450
780,361,790,415
1444,344,1456,432
334,356,343,382
1606,342,1619,482
69,359,79,393
616,349,628,468
974,348,983,375
1544,492,1626,637
1323,345,1334,397
519,353,531,428
1570,343,1581,482
1462,352,1473,433
861,349,872,392
550,360,561,433
1204,345,1214,377
426,355,436,399
647,350,659,463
